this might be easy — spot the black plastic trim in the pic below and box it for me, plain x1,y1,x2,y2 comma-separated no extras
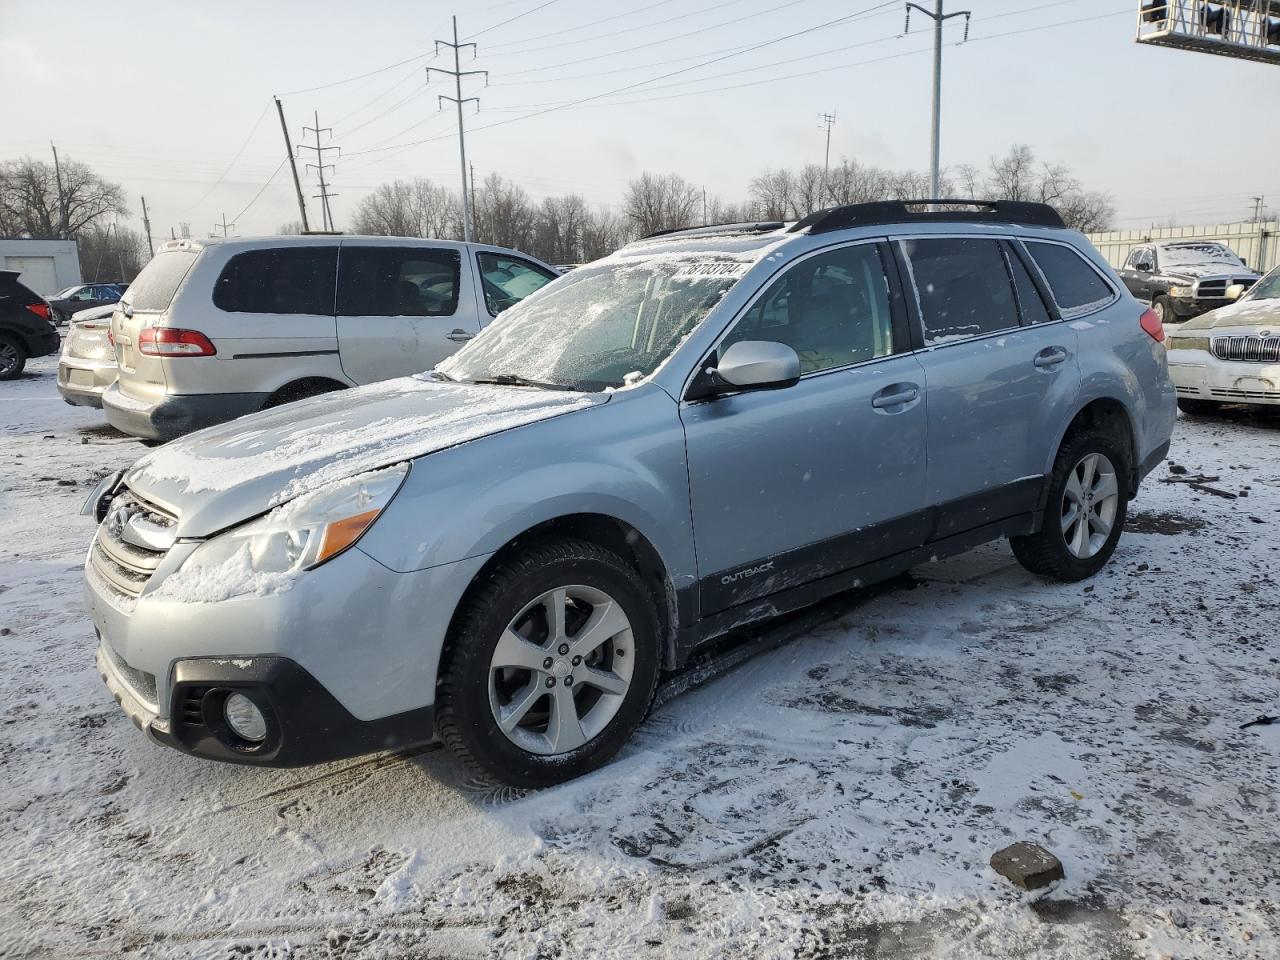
230,349,339,360
152,657,435,767
641,221,786,240
790,200,1066,235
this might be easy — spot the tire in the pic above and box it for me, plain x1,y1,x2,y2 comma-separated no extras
437,538,661,788
1177,397,1218,416
1011,429,1130,583
0,334,28,381
263,380,343,409
1152,295,1176,326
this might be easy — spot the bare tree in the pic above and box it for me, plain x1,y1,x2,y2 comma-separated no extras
473,174,537,250
275,220,306,235
623,172,701,236
980,145,1114,230
534,194,590,264
77,223,149,282
349,178,461,239
0,156,127,239
748,168,797,221
580,208,630,261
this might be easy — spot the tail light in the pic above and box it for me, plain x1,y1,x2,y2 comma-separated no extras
26,302,51,321
1139,308,1165,343
138,327,217,357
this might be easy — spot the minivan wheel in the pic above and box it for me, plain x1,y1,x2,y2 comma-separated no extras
437,538,660,788
1011,430,1129,582
0,335,27,380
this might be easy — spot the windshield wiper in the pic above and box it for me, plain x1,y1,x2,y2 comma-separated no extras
467,373,575,391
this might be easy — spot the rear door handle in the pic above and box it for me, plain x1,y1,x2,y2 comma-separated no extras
447,329,474,343
871,384,920,409
1034,347,1069,368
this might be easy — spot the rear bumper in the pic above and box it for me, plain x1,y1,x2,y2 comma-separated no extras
28,325,61,358
102,383,267,440
58,358,116,408
97,643,435,767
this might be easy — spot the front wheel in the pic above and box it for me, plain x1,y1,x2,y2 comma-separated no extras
1011,431,1129,582
1152,295,1176,326
437,539,661,788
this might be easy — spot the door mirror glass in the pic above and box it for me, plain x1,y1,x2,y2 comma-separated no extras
1136,260,1154,273
1225,283,1246,301
713,340,800,391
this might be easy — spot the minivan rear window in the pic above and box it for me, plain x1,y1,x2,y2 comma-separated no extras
123,250,198,312
214,247,338,315
338,246,461,318
1024,242,1114,318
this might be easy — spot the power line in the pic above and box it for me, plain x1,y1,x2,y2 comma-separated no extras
465,0,563,40
229,158,289,226
177,100,272,216
480,0,689,50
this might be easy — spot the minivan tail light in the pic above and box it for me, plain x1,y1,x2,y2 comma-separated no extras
26,302,51,321
1139,308,1165,343
138,327,217,357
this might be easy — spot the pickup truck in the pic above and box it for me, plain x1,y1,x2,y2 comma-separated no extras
1117,241,1260,324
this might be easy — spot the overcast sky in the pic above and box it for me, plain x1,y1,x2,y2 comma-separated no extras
3,0,1277,241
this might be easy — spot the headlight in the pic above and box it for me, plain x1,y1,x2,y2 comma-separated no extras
1168,286,1194,298
1168,336,1210,352
161,464,408,601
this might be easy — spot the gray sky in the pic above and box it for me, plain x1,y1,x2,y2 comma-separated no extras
3,0,1277,240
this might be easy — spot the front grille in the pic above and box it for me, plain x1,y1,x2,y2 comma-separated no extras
1196,277,1256,300
103,640,158,708
1209,386,1279,400
89,489,177,600
1212,335,1280,363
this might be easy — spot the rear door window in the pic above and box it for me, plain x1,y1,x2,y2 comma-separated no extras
1005,245,1054,325
338,247,461,317
1023,241,1115,318
125,249,200,312
899,237,1020,344
476,252,557,316
213,247,338,315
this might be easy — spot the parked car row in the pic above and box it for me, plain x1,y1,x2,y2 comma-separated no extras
55,236,559,440
48,282,127,325
83,200,1178,786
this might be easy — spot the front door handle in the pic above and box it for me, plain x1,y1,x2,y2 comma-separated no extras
871,384,920,409
1034,346,1069,369
447,329,474,343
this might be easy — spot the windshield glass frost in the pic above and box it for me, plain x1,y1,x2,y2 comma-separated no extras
438,256,750,390
1247,268,1280,301
1159,243,1243,268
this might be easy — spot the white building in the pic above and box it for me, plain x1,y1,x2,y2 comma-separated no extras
0,239,82,295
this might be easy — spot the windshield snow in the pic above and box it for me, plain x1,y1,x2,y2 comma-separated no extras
1158,243,1244,268
438,254,757,391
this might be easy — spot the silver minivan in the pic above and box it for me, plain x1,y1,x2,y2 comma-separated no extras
102,236,558,440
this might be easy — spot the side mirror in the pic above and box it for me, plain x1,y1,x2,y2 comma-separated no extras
1225,283,1246,302
1137,261,1154,273
709,340,801,394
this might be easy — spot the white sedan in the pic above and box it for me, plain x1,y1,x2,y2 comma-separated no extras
1166,264,1280,414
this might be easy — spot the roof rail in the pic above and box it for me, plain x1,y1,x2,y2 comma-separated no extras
789,199,1066,235
641,220,786,240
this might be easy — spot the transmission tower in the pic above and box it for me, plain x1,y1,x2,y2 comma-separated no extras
427,17,488,242
298,112,340,232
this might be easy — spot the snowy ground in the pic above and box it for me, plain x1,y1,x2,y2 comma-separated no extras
2,354,1279,959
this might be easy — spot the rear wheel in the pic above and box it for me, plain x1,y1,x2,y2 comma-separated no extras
0,335,27,380
1177,397,1218,416
1011,430,1129,582
437,538,661,788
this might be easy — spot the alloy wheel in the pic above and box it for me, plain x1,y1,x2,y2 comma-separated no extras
487,584,635,756
0,342,20,377
1060,452,1120,559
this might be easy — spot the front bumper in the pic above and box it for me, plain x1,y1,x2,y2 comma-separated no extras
58,358,116,408
102,382,267,440
1168,353,1280,406
97,642,434,766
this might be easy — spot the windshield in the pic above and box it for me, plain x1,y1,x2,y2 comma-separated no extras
54,286,79,298
1246,267,1280,301
438,255,753,391
1158,243,1244,268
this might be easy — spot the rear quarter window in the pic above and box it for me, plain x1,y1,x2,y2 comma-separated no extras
214,247,338,315
123,250,199,312
1024,242,1115,319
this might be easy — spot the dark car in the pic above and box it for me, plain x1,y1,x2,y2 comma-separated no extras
1117,241,1261,325
47,282,124,324
0,270,61,379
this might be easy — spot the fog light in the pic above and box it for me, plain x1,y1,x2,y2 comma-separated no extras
223,693,267,743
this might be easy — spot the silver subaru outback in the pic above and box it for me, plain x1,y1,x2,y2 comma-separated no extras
83,200,1176,787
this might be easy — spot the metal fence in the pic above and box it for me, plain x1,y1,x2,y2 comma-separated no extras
1086,220,1279,274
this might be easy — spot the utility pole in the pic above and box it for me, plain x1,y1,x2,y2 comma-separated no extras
140,195,154,258
170,226,177,240
819,111,836,204
469,162,479,240
428,17,487,242
299,112,339,231
50,141,66,238
702,187,708,224
905,1,971,199
213,213,235,239
1250,196,1265,222
274,96,311,233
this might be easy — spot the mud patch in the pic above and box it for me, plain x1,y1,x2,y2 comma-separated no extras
1126,510,1207,535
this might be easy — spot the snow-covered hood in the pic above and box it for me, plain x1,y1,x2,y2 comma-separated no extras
124,377,605,538
1177,297,1280,333
1160,262,1260,283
